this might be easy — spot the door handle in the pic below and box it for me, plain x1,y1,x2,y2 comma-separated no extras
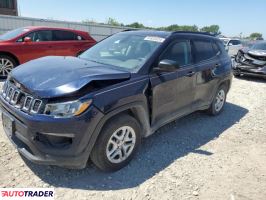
186,71,196,77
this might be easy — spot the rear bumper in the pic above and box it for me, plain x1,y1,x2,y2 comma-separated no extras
0,96,104,169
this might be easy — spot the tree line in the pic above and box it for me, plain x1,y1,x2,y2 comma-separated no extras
83,17,263,39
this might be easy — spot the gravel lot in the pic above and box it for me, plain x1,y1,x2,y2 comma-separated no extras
0,77,266,200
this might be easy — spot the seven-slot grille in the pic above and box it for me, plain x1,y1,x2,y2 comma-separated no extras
2,81,42,113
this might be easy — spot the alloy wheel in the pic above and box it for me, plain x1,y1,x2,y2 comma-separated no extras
106,126,136,164
214,89,225,112
0,58,14,76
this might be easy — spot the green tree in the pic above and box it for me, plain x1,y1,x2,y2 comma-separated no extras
249,32,262,39
107,17,120,26
159,24,198,32
82,19,97,24
200,25,221,34
127,22,145,29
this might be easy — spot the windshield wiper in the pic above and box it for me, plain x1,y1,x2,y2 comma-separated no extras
79,57,106,65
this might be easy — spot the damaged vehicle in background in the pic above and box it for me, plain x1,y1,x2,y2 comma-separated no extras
233,41,266,78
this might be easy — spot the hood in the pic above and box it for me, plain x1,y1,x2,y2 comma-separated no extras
0,40,10,44
11,56,131,98
248,49,266,57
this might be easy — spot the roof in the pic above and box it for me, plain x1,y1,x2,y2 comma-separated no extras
120,29,217,39
22,26,87,33
120,30,172,38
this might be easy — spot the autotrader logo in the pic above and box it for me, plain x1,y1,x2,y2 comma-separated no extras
0,188,54,199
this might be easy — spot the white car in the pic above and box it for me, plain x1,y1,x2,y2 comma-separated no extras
220,38,243,57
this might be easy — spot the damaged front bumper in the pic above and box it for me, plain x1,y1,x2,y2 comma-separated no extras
0,95,104,169
232,54,266,78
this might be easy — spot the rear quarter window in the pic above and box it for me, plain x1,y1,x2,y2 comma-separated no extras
53,30,78,41
215,40,227,55
212,41,221,56
193,39,216,63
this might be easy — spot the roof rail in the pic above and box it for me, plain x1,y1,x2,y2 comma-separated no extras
122,29,137,32
172,31,217,36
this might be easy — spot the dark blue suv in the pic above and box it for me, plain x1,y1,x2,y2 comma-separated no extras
0,30,232,171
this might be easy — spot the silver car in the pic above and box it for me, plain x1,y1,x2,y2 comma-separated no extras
221,38,243,57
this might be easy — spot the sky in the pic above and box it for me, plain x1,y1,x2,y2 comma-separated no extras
18,0,266,38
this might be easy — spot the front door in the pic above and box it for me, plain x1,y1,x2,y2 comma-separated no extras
150,40,196,127
17,30,55,63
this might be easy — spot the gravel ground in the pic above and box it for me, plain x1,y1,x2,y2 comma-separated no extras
0,77,266,200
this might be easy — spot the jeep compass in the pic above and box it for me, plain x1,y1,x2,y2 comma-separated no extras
0,30,232,171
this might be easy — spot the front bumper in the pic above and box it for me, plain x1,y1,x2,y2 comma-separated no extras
232,60,266,78
0,96,104,169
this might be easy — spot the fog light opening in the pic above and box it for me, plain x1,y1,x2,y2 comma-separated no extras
35,133,73,148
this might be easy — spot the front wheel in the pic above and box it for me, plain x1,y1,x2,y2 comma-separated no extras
207,85,227,115
90,114,141,172
233,70,241,77
0,55,17,78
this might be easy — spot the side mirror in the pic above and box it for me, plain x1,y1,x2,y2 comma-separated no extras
24,37,32,43
154,59,179,73
228,43,233,46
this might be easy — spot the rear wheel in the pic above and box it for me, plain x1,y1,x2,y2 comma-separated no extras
90,114,141,172
0,55,17,78
207,85,227,115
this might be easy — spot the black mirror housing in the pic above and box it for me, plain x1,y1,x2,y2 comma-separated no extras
154,59,179,73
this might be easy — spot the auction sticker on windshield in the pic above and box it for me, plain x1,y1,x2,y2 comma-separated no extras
144,36,165,43
0,188,54,200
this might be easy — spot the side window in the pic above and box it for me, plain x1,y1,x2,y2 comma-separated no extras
53,30,76,41
216,40,227,53
230,40,241,45
193,40,215,63
235,40,241,45
18,30,53,42
160,40,191,67
212,41,221,56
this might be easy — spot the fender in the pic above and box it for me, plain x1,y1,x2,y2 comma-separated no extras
78,101,151,168
0,51,20,65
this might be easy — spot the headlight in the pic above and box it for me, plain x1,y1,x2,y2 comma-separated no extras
44,100,92,118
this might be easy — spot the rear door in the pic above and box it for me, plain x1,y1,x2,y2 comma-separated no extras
150,39,197,127
52,30,86,56
16,30,55,63
192,39,222,109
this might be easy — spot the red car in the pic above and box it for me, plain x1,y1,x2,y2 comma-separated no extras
0,26,96,77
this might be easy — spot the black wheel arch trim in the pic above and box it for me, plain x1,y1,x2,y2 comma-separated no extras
0,51,20,65
81,101,151,167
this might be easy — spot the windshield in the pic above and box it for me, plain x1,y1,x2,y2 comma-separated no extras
251,42,266,50
79,33,164,72
0,28,29,41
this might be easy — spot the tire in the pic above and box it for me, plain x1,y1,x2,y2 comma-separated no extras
233,70,241,77
90,114,141,172
0,55,17,78
207,85,227,115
